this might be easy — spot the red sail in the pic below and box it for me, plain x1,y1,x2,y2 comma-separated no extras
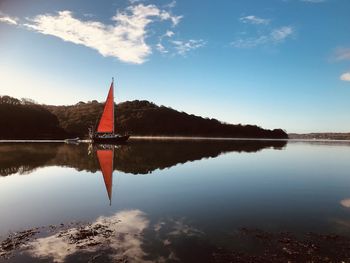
97,149,113,203
97,82,114,133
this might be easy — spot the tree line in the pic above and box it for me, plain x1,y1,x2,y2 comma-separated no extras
0,95,288,139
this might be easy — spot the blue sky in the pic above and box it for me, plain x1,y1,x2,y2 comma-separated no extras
0,0,350,133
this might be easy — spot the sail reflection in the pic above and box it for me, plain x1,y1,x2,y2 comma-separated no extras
95,145,114,205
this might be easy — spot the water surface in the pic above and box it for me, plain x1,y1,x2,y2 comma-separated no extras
1,140,350,262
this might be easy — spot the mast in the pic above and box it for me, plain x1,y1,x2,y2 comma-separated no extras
110,146,114,206
112,77,115,134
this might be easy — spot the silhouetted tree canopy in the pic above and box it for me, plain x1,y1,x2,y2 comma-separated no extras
0,96,67,139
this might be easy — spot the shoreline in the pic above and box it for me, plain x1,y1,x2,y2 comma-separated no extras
0,136,350,143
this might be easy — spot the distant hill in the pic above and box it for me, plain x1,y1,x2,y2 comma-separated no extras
0,96,67,139
289,133,350,140
0,95,288,139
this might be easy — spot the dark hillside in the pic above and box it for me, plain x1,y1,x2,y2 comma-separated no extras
46,100,288,139
0,96,67,139
0,96,288,139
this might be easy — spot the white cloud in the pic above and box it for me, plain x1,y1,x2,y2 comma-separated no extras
23,4,182,64
239,15,270,25
156,42,168,53
128,0,144,4
270,26,294,41
165,0,177,9
165,30,174,37
333,47,350,61
156,30,174,53
340,72,350,82
0,15,18,25
232,26,294,48
159,11,182,26
172,39,205,55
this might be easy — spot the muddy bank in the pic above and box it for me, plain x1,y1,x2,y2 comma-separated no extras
212,228,350,262
2,223,350,262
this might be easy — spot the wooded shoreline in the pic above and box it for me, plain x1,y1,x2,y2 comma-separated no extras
0,95,288,140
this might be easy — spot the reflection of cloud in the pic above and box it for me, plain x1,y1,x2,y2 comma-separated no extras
150,217,203,262
154,217,203,237
167,218,203,237
109,210,151,262
25,210,205,263
27,210,151,263
340,198,350,208
26,234,77,263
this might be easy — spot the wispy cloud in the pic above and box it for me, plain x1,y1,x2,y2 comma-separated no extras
156,30,175,54
340,72,350,82
128,0,144,4
270,26,294,41
0,14,18,25
165,0,177,9
333,47,350,61
232,14,294,49
300,0,326,3
172,39,206,55
239,15,270,25
282,0,327,3
156,43,168,53
232,26,294,48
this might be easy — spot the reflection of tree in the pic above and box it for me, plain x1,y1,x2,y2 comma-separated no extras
0,140,287,176
0,144,59,176
115,140,287,174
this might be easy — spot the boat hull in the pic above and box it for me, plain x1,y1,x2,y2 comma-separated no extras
92,135,130,144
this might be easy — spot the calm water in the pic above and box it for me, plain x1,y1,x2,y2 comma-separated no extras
1,139,350,262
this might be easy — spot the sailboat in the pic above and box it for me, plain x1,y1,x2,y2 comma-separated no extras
96,146,114,205
90,78,130,144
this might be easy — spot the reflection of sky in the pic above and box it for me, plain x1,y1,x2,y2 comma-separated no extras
1,142,350,239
